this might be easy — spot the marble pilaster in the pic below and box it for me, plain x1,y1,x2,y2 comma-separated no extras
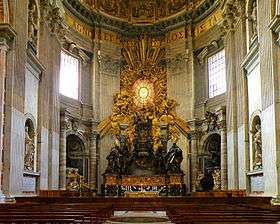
0,24,16,201
59,113,67,189
217,106,228,190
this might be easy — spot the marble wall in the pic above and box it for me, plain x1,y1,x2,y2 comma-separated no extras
39,127,49,189
97,30,121,191
166,27,192,189
3,0,280,198
5,109,25,196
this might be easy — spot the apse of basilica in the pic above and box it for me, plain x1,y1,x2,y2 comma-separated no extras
0,0,280,203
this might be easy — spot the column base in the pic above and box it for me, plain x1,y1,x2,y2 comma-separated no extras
271,195,280,205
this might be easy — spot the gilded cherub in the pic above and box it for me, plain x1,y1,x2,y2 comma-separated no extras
152,117,162,151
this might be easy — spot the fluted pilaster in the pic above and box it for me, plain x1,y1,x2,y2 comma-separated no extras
59,114,67,190
0,24,16,201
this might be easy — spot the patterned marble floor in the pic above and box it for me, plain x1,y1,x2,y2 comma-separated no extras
105,211,173,224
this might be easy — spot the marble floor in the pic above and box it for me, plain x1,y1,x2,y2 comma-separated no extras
105,211,173,224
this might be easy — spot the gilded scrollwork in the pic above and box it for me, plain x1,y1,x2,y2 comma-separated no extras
66,168,90,191
212,168,221,190
98,36,188,151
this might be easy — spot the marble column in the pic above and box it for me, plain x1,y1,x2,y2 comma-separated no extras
191,133,199,192
89,131,98,189
217,106,228,190
0,37,9,200
59,114,67,189
188,119,200,192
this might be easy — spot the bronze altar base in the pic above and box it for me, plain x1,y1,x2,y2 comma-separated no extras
102,174,186,197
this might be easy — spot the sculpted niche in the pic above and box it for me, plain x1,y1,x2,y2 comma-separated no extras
251,116,262,170
24,119,36,172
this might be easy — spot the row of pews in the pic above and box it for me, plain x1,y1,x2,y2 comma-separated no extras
0,191,279,223
0,202,113,223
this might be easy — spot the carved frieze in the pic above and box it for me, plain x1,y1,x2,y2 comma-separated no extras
166,52,188,74
99,54,121,75
196,40,222,64
220,0,245,35
40,0,68,41
270,15,280,45
0,24,16,51
204,111,218,133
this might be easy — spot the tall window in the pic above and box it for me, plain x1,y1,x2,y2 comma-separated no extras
59,51,79,99
208,49,226,98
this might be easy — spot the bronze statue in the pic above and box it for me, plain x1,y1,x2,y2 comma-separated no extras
119,137,130,175
105,139,121,174
165,143,183,174
155,146,166,174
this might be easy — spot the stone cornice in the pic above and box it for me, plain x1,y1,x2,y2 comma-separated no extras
63,0,221,36
269,15,280,45
0,23,17,48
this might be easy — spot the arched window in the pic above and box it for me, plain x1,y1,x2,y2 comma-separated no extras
208,49,226,98
59,51,79,100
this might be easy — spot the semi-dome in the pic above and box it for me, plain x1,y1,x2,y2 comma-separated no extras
64,0,219,34
78,0,207,23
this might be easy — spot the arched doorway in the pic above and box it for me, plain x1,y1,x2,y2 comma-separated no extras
200,133,221,191
66,134,88,182
203,133,221,172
